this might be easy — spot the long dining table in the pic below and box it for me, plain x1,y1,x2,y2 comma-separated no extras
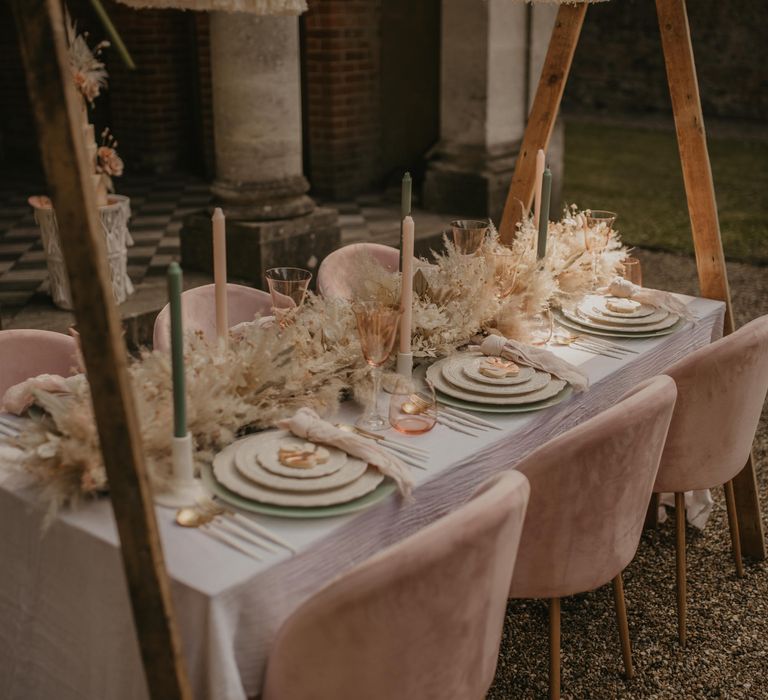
0,295,725,700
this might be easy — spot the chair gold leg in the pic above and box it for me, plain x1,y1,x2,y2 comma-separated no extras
644,492,660,530
724,480,745,578
675,492,687,647
549,598,561,700
612,573,635,679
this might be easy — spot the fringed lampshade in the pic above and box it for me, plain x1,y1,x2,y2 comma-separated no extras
116,0,307,13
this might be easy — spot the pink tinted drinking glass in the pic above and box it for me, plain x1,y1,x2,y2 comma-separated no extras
352,301,402,431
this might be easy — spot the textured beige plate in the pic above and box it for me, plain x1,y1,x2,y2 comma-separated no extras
441,357,550,396
555,311,686,339
586,294,657,318
235,442,367,492
562,306,680,332
237,430,347,479
427,363,566,405
578,300,669,326
459,353,537,386
213,442,383,507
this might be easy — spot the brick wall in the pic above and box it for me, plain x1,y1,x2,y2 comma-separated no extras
105,0,200,173
564,0,768,122
303,0,382,199
0,1,210,175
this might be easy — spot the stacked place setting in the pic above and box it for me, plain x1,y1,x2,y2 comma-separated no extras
203,430,397,519
556,293,684,340
425,352,572,414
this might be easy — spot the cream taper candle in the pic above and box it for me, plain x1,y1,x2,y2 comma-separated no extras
212,207,228,347
399,215,415,354
533,149,545,228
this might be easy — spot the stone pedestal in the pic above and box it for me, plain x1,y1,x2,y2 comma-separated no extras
181,11,339,276
424,1,563,223
181,207,339,288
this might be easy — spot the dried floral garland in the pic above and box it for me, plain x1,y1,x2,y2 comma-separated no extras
11,207,627,513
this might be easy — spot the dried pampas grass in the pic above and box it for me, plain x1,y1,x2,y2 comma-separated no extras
14,206,627,513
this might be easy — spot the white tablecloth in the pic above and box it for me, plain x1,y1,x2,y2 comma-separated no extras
0,296,725,700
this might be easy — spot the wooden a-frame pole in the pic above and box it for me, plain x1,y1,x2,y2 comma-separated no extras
11,1,193,696
498,3,587,243
656,0,764,559
501,0,764,558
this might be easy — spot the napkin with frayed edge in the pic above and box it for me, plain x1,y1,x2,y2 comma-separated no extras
478,335,589,392
277,407,414,499
600,277,695,321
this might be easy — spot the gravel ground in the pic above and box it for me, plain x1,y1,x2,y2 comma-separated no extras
488,249,768,699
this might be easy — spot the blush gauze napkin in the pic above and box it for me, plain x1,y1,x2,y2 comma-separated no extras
601,277,694,320
479,335,589,392
277,407,414,498
1,374,81,414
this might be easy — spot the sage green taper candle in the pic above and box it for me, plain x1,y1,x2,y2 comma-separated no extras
537,168,552,261
399,172,412,272
167,262,186,438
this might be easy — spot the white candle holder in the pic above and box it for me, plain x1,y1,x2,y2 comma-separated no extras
396,351,413,378
154,432,207,508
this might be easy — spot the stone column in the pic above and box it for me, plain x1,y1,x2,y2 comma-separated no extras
181,12,339,283
423,0,564,224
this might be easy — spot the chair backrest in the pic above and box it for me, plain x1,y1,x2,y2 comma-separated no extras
655,314,768,492
263,470,530,700
509,375,677,600
152,283,272,351
317,243,400,299
0,329,79,398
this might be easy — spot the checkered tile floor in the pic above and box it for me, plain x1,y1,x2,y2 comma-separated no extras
0,173,211,319
0,172,448,324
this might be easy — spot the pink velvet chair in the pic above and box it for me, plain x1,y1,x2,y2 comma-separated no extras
509,376,678,699
653,314,768,647
152,283,272,351
0,329,80,398
317,243,400,299
262,470,530,700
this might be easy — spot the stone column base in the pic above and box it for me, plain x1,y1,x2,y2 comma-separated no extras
180,207,341,288
423,120,565,226
423,142,518,225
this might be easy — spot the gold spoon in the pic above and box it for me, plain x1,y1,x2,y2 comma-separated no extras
175,506,214,528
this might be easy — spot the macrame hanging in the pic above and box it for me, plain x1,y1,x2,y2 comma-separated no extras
116,0,307,14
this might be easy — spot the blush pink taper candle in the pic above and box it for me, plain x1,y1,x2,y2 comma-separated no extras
399,215,414,354
533,149,545,228
212,207,228,348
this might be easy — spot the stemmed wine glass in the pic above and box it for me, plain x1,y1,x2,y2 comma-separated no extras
451,219,489,255
486,246,519,299
352,301,402,431
265,267,312,324
584,210,617,288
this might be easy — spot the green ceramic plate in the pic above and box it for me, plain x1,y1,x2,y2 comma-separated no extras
201,463,396,519
436,385,573,414
554,311,687,339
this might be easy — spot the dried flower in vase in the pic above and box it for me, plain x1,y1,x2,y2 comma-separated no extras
96,129,124,192
66,14,110,106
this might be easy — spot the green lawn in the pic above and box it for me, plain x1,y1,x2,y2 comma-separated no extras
563,120,768,264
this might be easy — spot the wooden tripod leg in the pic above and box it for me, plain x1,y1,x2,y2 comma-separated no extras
498,3,587,243
549,598,561,700
724,480,745,578
656,0,765,561
612,573,635,679
11,2,191,698
731,455,765,560
675,492,687,647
